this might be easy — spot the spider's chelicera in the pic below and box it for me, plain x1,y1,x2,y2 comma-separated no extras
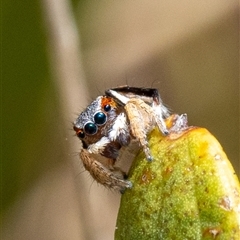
73,86,169,192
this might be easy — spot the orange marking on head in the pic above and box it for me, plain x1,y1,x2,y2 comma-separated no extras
101,96,116,109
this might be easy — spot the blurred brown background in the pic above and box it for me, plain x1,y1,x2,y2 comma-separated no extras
2,0,239,239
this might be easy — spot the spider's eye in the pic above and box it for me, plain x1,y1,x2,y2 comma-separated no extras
94,112,107,125
104,104,111,112
77,131,85,138
84,122,97,135
73,126,85,138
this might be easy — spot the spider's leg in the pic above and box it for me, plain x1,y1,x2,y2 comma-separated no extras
80,149,132,192
152,106,169,135
124,99,153,161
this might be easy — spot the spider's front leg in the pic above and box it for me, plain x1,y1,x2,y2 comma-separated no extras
80,148,132,192
106,87,169,161
82,135,132,192
124,98,169,161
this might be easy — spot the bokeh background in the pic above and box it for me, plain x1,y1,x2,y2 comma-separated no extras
2,1,239,239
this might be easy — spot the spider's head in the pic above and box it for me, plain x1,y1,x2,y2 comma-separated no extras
73,95,122,149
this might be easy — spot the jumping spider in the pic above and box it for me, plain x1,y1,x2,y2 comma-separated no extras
73,86,169,192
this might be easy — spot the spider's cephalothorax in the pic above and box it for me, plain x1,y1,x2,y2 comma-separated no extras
73,95,131,160
73,86,169,192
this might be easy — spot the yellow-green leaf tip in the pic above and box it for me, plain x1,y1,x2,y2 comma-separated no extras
115,117,240,240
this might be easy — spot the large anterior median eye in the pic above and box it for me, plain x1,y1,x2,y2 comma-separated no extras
94,112,107,125
84,122,97,135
